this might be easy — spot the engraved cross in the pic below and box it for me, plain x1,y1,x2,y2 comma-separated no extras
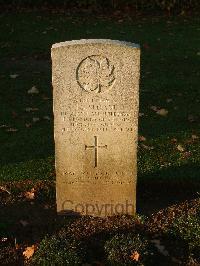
85,136,107,167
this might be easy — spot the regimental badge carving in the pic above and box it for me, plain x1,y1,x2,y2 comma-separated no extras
76,55,115,93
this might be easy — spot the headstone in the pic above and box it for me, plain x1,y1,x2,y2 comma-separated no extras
52,39,140,217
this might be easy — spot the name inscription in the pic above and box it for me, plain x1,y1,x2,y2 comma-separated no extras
60,98,134,133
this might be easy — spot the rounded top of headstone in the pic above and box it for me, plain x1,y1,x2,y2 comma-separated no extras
51,39,140,49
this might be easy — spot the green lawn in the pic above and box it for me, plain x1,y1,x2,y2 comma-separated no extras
0,12,200,183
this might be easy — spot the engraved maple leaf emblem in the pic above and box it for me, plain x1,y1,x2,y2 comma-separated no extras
77,55,115,93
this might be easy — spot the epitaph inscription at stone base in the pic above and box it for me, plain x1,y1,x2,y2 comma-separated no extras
52,39,140,216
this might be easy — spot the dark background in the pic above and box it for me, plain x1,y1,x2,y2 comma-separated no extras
1,0,200,15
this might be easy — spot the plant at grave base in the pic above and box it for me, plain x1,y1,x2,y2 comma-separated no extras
104,232,157,265
167,214,200,262
0,244,21,266
29,235,86,266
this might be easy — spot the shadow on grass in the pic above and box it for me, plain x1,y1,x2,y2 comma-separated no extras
137,163,200,215
0,163,199,244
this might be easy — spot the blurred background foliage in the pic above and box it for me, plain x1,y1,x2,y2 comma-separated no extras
1,0,200,14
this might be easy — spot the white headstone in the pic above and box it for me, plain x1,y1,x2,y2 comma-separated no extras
52,39,140,216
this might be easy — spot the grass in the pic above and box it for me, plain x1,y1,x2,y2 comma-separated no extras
0,12,200,183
